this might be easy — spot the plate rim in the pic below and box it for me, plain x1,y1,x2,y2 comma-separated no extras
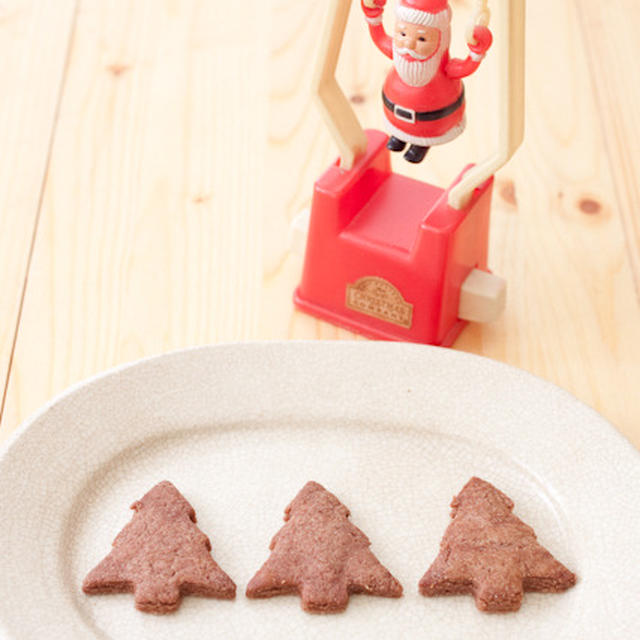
2,341,637,464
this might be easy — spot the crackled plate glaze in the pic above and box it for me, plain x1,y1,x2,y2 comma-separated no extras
0,343,638,639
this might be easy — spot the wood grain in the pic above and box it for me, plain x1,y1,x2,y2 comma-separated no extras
459,0,640,445
1,0,268,436
576,0,640,298
1,0,640,450
0,0,77,416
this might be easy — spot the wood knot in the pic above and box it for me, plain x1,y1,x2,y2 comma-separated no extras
499,180,517,207
107,63,130,77
193,194,211,204
578,198,602,215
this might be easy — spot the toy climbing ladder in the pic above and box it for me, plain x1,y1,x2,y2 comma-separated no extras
293,0,525,346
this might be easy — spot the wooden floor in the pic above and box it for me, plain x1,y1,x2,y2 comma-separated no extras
1,0,639,448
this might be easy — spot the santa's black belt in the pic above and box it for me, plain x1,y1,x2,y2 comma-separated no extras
382,88,465,124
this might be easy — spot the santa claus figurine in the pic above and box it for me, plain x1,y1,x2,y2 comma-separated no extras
361,0,492,163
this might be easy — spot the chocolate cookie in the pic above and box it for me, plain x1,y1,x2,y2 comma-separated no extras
83,481,236,613
419,477,577,612
246,481,403,613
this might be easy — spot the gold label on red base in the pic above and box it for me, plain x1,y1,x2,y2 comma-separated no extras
346,277,413,329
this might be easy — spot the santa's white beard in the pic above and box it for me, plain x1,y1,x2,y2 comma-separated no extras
393,43,443,87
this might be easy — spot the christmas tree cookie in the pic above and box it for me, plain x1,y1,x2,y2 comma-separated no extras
419,477,577,612
83,481,236,613
246,481,403,613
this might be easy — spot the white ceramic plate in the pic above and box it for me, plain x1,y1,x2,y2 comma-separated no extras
0,342,638,639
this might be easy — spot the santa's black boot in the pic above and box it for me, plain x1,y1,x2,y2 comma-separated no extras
404,145,430,163
386,136,407,152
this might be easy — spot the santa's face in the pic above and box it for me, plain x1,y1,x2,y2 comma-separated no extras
393,21,440,60
392,20,447,87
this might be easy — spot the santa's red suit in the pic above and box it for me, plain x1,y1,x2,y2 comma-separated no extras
362,0,492,149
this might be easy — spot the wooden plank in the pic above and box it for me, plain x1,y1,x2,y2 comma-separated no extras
0,0,268,440
576,0,640,297
453,0,640,448
0,0,77,420
262,0,640,447
3,0,640,451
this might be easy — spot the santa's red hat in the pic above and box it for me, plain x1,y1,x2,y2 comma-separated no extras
395,0,452,29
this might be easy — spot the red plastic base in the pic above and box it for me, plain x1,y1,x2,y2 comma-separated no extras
295,129,494,347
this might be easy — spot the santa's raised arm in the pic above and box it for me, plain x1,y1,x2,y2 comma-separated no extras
361,0,492,163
